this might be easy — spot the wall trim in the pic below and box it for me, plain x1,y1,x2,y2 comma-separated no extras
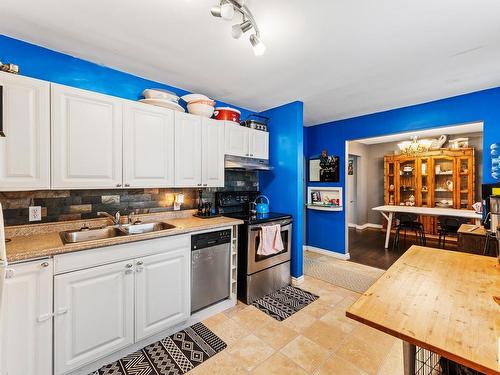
291,275,304,286
347,222,383,230
303,245,350,260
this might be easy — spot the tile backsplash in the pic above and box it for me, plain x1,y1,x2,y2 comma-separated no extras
0,171,258,226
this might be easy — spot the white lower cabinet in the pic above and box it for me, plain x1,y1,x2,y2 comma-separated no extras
53,236,191,374
0,259,53,375
135,249,190,341
54,260,135,375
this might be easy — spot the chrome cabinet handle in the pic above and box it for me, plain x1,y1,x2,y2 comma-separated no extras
116,184,122,187
37,313,54,322
136,261,143,266
203,184,207,186
125,183,130,187
41,262,50,268
197,183,202,186
125,263,133,268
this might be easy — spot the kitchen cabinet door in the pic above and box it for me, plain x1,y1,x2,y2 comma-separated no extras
174,111,202,187
123,102,175,188
54,260,134,374
0,259,53,375
51,84,123,189
0,72,50,191
224,121,249,157
135,248,190,341
249,129,269,160
202,118,225,187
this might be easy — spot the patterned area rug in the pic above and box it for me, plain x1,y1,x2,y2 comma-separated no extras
304,253,385,293
91,322,226,375
252,285,319,321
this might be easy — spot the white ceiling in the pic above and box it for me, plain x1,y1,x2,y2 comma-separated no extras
352,122,483,145
1,0,500,125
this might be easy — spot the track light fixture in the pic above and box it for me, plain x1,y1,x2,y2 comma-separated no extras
210,0,265,56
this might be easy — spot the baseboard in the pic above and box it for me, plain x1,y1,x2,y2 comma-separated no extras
303,245,350,260
291,275,304,286
348,222,383,230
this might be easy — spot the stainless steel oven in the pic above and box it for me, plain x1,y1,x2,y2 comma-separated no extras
248,218,292,274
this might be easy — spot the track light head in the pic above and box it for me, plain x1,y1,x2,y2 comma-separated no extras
250,34,266,56
220,1,235,20
210,6,222,17
231,20,253,39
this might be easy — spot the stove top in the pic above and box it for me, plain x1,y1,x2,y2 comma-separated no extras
223,212,292,224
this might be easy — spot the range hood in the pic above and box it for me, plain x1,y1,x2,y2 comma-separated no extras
224,155,272,171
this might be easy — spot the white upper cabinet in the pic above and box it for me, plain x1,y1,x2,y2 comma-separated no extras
174,112,202,187
225,121,249,157
51,84,123,189
0,72,50,191
135,249,190,341
0,259,53,375
249,128,269,160
54,260,135,375
225,121,269,160
123,102,174,188
202,118,225,187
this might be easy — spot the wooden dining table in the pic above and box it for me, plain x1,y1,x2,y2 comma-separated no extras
372,205,483,249
346,245,500,375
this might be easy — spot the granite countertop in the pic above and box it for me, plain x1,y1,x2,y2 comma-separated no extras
5,212,242,263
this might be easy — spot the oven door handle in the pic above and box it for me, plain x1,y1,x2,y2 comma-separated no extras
250,221,293,231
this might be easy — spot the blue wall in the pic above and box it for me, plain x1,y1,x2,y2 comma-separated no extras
306,87,500,255
0,35,253,118
259,102,304,278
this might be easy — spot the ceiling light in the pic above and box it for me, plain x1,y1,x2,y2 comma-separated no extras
210,0,265,56
232,20,252,39
220,1,235,20
210,5,222,17
250,34,266,56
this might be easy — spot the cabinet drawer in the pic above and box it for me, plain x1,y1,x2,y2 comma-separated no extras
54,234,190,274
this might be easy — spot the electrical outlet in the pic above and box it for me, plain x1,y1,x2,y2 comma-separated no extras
29,206,42,222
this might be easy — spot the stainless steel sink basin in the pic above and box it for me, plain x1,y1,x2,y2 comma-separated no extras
61,226,125,244
119,222,176,235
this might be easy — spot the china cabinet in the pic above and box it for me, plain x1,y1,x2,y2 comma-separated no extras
384,148,475,235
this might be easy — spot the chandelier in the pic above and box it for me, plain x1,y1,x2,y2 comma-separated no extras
210,0,265,56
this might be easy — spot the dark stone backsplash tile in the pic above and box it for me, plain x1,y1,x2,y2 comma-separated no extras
0,171,259,226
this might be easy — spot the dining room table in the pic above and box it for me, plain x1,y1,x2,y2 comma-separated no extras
346,245,500,375
372,205,483,249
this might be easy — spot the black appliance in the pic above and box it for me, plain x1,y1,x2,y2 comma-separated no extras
481,183,500,228
216,191,292,304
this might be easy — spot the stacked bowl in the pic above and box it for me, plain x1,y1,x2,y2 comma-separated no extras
181,94,216,118
140,89,184,112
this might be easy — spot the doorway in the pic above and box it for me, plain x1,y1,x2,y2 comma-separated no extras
347,155,358,226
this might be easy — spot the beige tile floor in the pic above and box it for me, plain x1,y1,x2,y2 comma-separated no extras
193,275,404,375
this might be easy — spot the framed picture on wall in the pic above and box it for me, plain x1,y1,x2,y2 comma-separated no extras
348,159,354,175
308,151,340,182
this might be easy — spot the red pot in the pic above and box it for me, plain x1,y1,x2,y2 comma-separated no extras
213,107,241,123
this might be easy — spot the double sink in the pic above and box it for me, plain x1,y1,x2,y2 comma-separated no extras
61,221,176,244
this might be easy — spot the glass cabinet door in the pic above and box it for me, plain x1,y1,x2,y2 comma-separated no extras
457,156,474,209
385,158,396,205
432,156,455,208
397,158,417,207
417,157,430,207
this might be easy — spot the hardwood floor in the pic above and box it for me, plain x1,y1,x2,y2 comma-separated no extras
347,227,454,270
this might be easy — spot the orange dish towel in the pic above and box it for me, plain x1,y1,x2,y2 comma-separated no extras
257,224,284,256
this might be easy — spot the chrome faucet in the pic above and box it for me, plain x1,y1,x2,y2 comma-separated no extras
97,211,121,225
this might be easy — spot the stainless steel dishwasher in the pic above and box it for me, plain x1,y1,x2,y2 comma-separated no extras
191,229,231,313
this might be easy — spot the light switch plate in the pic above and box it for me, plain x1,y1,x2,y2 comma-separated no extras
29,206,42,221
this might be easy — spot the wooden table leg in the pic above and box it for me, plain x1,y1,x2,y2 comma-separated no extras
382,212,393,249
403,341,416,375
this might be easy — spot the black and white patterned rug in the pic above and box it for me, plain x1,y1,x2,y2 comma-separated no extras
91,322,226,375
252,285,319,321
